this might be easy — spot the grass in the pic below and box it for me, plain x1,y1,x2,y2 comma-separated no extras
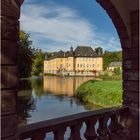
76,80,122,108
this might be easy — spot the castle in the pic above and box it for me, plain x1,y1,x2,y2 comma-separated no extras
44,46,103,76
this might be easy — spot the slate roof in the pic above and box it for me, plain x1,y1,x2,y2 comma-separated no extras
74,46,97,57
45,46,102,60
108,62,122,67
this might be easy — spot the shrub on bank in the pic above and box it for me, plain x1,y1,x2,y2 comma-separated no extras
76,80,122,107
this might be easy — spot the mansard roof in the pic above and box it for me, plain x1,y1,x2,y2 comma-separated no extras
45,46,102,60
74,46,97,57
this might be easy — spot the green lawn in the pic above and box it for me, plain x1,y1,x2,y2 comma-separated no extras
76,80,122,108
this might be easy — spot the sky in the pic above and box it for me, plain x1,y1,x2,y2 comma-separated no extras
20,0,121,52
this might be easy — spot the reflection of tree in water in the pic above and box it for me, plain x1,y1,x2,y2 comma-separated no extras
17,79,36,126
31,77,45,98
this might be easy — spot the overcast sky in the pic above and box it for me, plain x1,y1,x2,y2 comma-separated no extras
20,0,121,52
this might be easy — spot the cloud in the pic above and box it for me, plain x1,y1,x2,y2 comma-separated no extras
20,1,121,52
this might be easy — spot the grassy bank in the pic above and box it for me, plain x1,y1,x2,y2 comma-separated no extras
76,80,122,108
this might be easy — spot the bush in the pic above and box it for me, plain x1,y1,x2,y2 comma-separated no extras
114,67,121,75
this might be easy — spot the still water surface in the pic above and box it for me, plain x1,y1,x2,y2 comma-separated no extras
18,76,103,126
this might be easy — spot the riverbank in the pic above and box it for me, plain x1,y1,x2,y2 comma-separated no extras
76,80,122,107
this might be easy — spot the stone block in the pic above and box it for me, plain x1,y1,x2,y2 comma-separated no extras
2,135,18,140
120,38,131,49
1,40,18,65
123,48,139,59
1,0,20,18
131,11,139,23
113,18,125,29
96,0,112,10
1,16,19,41
123,59,139,70
123,70,139,81
107,8,120,20
123,81,139,92
1,90,17,115
1,115,18,138
131,22,139,35
123,91,139,108
117,27,128,39
1,66,18,89
131,34,139,48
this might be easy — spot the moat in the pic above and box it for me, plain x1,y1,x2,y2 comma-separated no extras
18,76,103,126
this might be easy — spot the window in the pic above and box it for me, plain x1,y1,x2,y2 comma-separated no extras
93,64,94,67
77,64,79,67
80,64,82,67
87,64,89,67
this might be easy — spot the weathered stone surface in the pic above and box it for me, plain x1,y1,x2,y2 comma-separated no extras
123,48,139,59
120,38,131,49
123,91,139,107
131,34,139,48
1,90,17,115
123,81,139,92
1,115,18,138
1,16,19,41
131,11,139,23
2,136,18,140
1,66,18,89
131,22,139,35
123,59,139,70
1,40,18,65
123,70,139,81
117,27,129,39
96,0,112,10
1,0,20,18
107,7,120,20
113,18,125,29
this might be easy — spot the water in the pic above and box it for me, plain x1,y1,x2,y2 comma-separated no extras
18,76,103,126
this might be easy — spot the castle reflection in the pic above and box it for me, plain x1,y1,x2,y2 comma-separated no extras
43,76,94,96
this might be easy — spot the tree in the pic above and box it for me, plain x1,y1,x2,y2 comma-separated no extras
95,47,103,55
18,31,35,78
103,50,122,70
32,49,45,76
114,67,121,75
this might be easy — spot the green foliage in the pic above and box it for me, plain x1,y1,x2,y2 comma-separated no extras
114,67,121,75
32,49,45,76
76,80,122,107
18,31,35,78
103,51,122,70
95,47,103,55
99,71,122,80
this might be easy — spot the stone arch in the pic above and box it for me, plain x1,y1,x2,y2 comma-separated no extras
1,0,139,139
96,0,130,49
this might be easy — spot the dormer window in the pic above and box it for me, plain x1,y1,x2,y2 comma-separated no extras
78,53,80,56
91,54,92,56
85,54,86,56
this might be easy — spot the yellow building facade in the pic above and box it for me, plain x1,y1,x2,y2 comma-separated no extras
44,46,103,76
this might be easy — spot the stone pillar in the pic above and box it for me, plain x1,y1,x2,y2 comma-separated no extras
122,10,139,140
1,0,20,139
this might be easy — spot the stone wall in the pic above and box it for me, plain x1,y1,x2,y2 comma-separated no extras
1,0,20,139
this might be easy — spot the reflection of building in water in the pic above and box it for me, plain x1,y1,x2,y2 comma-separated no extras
44,46,103,76
44,76,93,96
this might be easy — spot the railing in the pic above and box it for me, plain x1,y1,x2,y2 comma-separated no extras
18,106,129,140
